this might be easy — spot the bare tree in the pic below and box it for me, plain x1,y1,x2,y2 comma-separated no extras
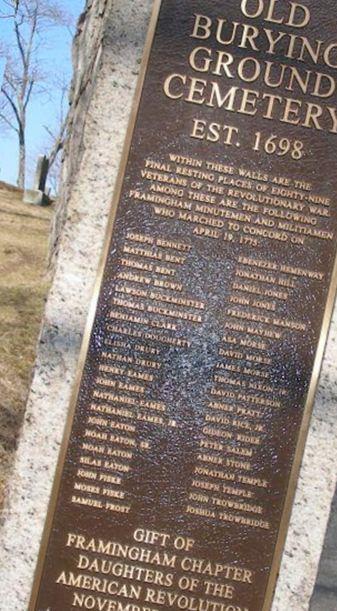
43,76,69,194
0,0,71,188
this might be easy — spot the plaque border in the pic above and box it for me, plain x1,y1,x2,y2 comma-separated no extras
28,1,337,609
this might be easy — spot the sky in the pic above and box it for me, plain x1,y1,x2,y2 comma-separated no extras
0,0,85,187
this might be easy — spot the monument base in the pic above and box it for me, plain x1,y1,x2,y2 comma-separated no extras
23,189,50,207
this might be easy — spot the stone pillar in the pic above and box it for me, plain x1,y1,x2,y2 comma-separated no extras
0,2,337,610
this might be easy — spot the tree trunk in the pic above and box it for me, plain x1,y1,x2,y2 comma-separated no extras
17,140,25,189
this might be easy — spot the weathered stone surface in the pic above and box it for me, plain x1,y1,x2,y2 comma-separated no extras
273,338,337,609
0,2,337,610
0,2,153,609
50,0,114,263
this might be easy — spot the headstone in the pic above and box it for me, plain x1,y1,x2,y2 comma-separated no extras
24,155,50,206
33,155,49,192
28,2,337,611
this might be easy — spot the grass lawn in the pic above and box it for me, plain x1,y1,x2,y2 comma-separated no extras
0,182,53,507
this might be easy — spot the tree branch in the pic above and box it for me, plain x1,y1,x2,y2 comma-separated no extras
0,0,72,189
45,114,67,169
0,109,18,133
14,21,26,70
24,78,34,109
1,86,21,128
0,0,19,18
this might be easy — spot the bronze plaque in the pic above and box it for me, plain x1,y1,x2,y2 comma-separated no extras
30,1,337,610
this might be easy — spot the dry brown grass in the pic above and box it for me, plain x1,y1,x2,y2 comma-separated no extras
0,182,53,506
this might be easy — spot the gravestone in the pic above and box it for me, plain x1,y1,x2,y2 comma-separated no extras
33,155,49,192
23,155,50,206
1,2,337,610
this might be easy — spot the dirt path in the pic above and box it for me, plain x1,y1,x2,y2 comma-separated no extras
0,182,53,506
